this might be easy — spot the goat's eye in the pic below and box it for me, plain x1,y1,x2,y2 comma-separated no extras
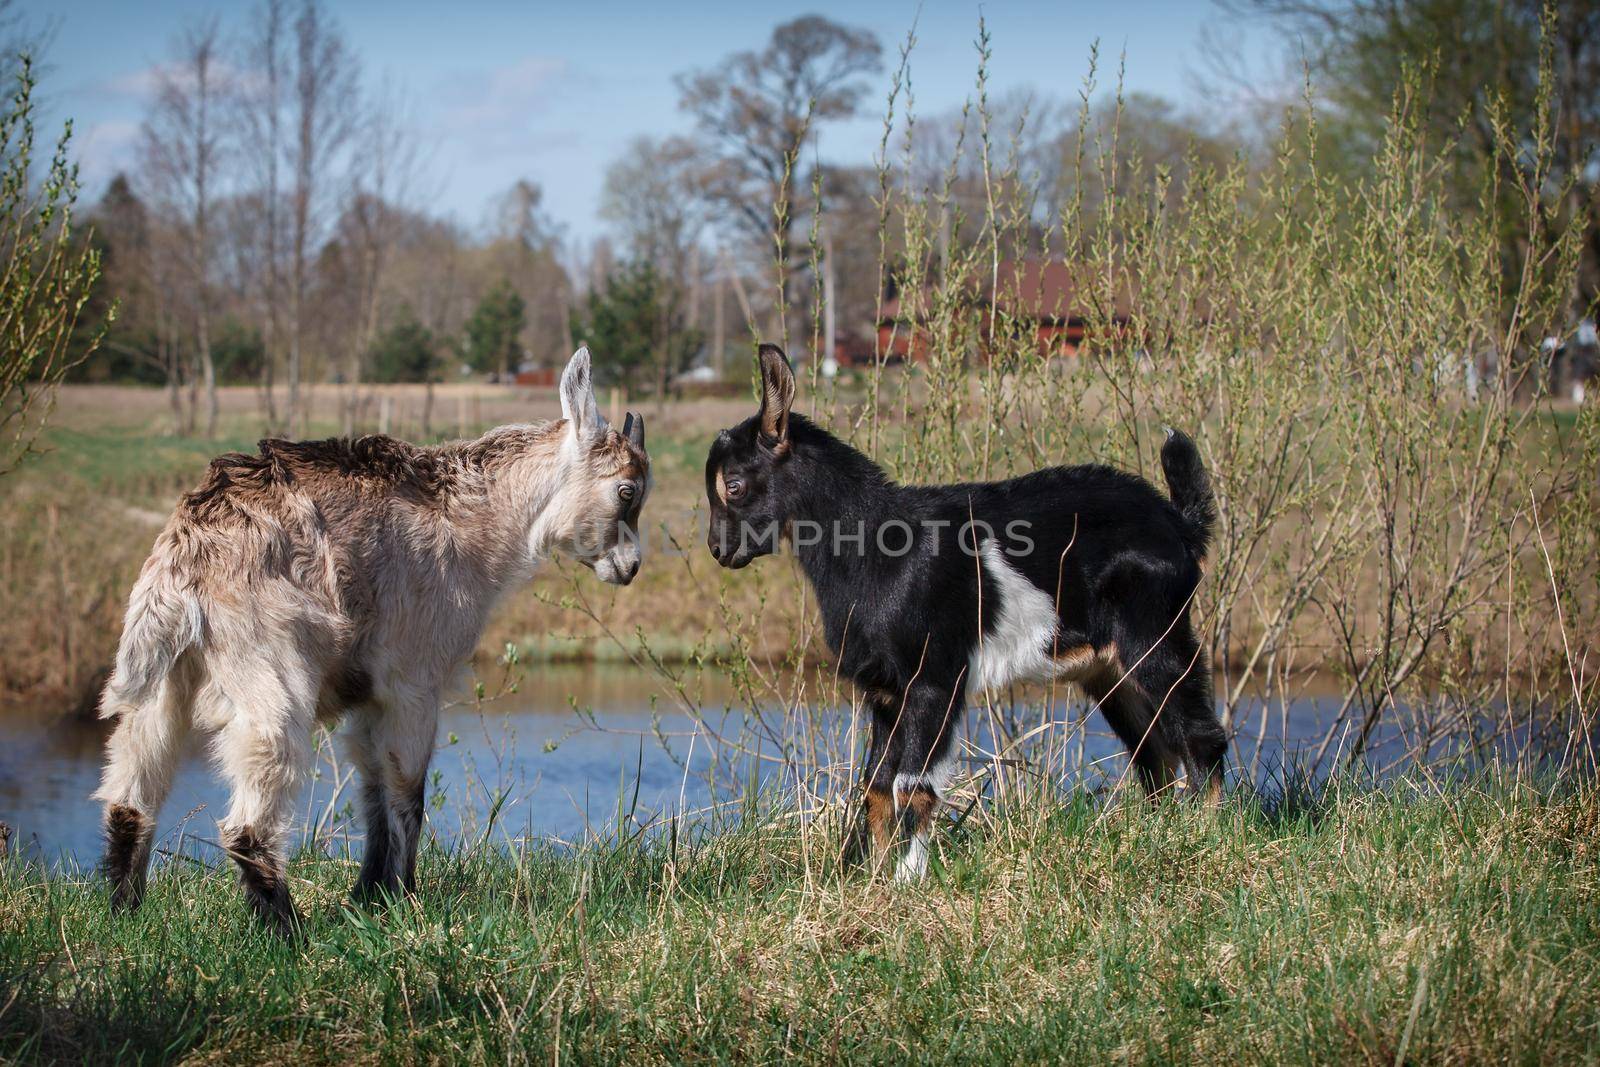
725,478,745,500
617,483,635,502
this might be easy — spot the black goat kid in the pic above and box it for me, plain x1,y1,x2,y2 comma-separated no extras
705,345,1225,880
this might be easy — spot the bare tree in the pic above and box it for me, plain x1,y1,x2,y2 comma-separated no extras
235,0,288,428
231,0,360,433
283,0,357,433
600,136,709,270
140,15,226,436
336,78,423,433
676,16,881,348
0,0,54,87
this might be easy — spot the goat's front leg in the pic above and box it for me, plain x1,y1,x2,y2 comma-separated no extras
843,697,905,871
890,682,963,882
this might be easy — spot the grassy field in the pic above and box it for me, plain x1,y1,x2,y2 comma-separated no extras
2,381,1589,717
1,776,1596,1064
0,383,811,708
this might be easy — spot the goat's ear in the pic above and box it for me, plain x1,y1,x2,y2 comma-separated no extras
560,346,603,442
623,411,644,451
756,343,795,444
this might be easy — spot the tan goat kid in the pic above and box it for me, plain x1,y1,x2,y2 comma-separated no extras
95,348,649,935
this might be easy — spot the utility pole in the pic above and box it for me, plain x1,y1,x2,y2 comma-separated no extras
712,249,726,378
822,225,838,378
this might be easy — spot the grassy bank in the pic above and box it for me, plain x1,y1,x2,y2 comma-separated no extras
2,777,1596,1064
0,385,805,707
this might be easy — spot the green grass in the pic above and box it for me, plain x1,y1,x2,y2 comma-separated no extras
3,777,1597,1064
21,427,258,492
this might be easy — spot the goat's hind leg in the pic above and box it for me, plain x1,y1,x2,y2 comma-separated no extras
1174,665,1226,806
1089,678,1185,800
1120,622,1225,805
95,658,196,911
351,693,439,899
344,713,393,903
209,665,316,938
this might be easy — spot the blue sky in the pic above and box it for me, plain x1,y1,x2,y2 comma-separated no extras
25,1,1271,242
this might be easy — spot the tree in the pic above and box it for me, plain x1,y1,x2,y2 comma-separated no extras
676,16,882,345
335,80,424,431
367,309,435,383
1225,0,1599,321
235,0,289,427
0,0,54,87
80,174,181,394
237,0,357,432
600,136,711,381
212,318,267,384
485,179,572,371
0,57,104,475
140,15,226,436
462,282,525,378
286,0,358,432
571,260,703,393
600,136,708,270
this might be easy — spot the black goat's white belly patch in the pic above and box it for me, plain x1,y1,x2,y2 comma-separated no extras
968,540,1103,692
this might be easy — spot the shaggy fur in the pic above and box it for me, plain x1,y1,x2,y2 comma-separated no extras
706,345,1223,879
96,348,650,933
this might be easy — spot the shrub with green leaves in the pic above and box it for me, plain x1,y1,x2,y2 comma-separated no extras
0,56,105,476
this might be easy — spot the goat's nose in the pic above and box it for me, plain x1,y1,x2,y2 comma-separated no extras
626,558,640,581
710,542,723,562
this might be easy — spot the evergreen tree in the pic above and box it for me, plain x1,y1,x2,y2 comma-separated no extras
368,310,436,384
571,259,702,393
461,281,526,378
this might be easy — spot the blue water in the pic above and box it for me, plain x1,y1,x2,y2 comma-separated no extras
0,663,1565,868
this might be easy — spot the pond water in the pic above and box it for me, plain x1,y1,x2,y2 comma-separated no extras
0,662,1558,869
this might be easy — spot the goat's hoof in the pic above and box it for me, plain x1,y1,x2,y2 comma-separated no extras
108,880,146,913
350,879,405,909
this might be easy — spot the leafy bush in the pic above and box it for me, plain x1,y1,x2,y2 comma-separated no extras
0,57,105,475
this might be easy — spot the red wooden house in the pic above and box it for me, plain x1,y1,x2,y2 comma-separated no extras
871,258,1134,365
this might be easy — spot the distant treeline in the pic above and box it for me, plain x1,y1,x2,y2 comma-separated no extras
28,0,1600,439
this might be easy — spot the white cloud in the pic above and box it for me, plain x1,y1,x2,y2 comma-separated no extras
429,56,576,158
72,118,141,199
73,58,254,106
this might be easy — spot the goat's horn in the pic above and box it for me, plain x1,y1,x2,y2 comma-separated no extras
624,412,645,450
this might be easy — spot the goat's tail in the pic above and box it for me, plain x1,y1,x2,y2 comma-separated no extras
98,563,204,720
1160,428,1215,561
94,562,204,908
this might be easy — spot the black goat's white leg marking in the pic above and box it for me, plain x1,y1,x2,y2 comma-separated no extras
891,681,961,883
892,752,955,882
968,540,1062,692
